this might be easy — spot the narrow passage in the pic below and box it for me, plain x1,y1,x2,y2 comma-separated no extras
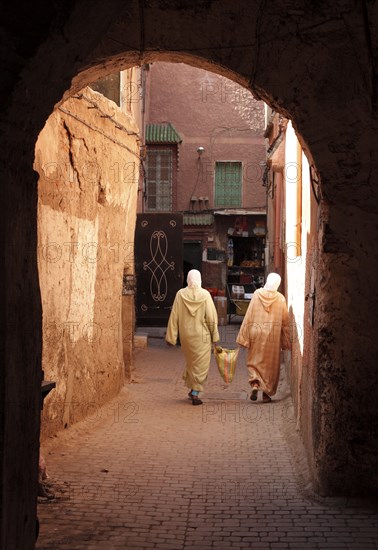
36,327,378,550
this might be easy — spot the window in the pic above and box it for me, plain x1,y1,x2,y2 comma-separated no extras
146,148,173,211
215,161,242,207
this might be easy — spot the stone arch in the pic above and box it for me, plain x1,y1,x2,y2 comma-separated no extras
1,2,377,548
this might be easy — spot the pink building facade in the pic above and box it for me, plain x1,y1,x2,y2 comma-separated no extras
142,62,267,292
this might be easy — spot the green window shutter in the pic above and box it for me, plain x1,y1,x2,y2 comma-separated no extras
146,148,173,212
215,162,242,207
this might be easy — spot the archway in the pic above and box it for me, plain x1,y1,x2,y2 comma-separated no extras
1,2,377,548
35,59,270,433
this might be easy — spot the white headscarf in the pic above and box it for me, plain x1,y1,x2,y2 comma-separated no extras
187,269,202,289
264,272,281,291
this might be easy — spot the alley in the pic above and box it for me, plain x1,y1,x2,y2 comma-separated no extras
36,327,378,550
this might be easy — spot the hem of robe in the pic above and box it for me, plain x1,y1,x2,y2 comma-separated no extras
247,366,279,396
183,370,208,392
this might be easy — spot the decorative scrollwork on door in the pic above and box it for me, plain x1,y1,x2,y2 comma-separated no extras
143,231,174,301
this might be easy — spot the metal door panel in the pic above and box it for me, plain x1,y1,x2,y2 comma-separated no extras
135,213,183,326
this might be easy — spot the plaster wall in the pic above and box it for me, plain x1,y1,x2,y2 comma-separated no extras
267,117,321,479
35,87,140,437
282,122,319,469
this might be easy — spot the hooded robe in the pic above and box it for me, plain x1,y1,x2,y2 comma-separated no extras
236,287,291,396
166,286,220,391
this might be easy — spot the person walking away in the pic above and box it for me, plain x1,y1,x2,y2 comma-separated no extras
236,272,291,403
166,269,219,405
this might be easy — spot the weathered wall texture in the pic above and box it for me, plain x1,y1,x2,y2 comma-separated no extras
283,121,320,474
146,62,266,211
265,116,319,475
1,1,378,548
35,86,140,438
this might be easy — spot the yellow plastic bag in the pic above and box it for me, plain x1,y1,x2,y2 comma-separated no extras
214,345,239,384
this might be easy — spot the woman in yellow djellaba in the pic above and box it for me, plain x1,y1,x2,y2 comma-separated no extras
166,269,219,405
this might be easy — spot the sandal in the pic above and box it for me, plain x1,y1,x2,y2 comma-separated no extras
262,392,272,403
250,384,259,401
191,396,203,406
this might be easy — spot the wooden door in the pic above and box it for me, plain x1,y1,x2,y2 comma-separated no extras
135,213,183,326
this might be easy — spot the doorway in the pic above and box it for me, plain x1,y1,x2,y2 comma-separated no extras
183,241,202,284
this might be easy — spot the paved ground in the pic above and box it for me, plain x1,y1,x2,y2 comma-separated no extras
36,324,378,549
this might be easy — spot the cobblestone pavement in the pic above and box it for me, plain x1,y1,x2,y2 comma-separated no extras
36,325,378,549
